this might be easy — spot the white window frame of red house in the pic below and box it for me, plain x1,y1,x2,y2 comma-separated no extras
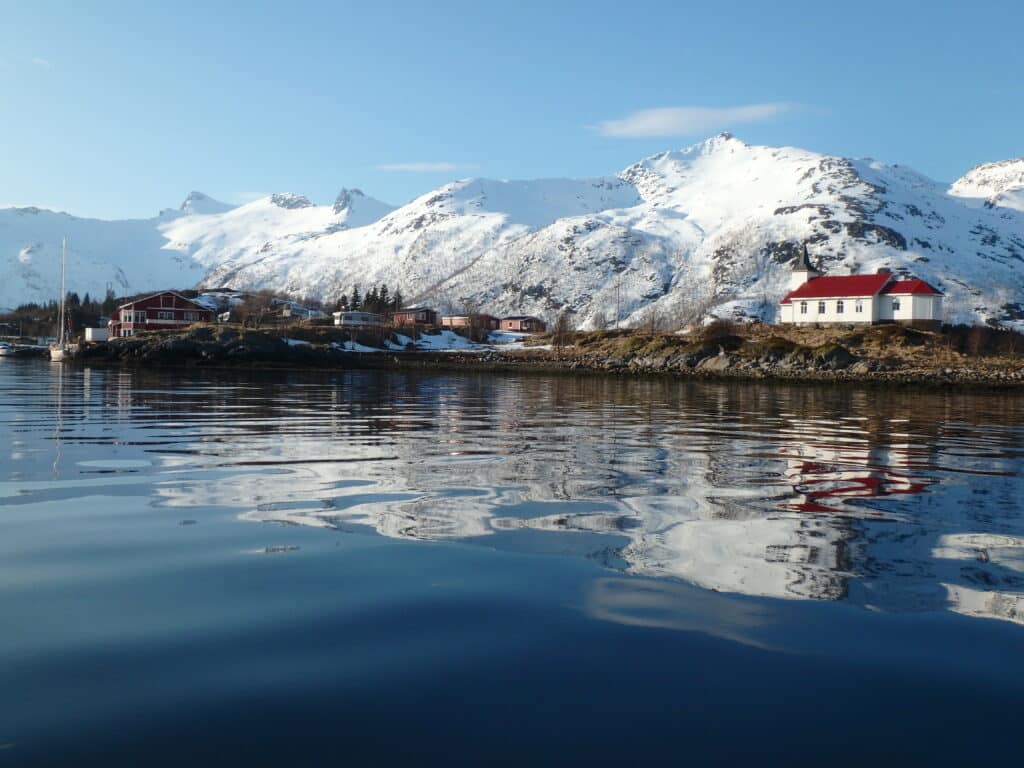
157,310,174,320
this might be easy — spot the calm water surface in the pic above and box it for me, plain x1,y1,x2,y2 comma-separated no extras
3,360,1024,765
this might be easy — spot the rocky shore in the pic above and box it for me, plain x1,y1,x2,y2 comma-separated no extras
74,323,1024,389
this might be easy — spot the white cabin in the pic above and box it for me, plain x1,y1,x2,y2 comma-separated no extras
333,311,384,328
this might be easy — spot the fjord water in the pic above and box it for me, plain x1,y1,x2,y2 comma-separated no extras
3,361,1024,765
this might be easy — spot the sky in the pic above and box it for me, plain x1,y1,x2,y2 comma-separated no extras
1,0,1021,219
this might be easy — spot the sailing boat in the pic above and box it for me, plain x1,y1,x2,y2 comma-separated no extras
49,238,80,361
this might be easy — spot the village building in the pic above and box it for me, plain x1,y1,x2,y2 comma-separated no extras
392,307,439,327
441,314,500,331
268,299,327,322
108,291,215,338
778,247,943,328
500,315,547,333
333,310,385,328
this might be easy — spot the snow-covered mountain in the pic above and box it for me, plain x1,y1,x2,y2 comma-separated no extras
949,158,1024,213
3,135,1024,326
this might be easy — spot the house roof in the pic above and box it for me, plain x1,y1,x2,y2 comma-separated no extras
881,279,943,296
503,315,542,321
780,274,892,304
116,290,211,312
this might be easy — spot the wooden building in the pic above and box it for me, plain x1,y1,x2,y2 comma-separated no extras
779,249,943,328
392,307,439,327
500,315,547,333
108,292,215,338
441,314,500,330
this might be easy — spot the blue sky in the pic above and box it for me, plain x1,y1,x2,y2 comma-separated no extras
1,0,1021,218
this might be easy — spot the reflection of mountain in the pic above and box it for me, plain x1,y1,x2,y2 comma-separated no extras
92,367,1024,624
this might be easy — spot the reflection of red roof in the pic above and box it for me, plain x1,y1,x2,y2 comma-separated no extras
881,279,942,296
780,274,892,304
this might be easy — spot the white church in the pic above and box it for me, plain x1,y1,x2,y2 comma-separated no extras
778,246,943,327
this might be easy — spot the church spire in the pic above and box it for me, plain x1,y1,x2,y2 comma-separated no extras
789,242,821,290
796,242,814,272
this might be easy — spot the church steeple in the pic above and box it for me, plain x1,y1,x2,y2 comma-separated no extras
790,242,821,290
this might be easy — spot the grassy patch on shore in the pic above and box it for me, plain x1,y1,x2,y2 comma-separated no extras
528,321,1024,372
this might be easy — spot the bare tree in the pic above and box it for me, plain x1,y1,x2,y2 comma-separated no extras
553,310,574,350
234,291,275,329
459,296,489,342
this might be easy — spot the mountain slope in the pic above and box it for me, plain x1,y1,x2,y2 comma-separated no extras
2,138,1024,327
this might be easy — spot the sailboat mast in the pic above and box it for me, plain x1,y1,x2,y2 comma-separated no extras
58,238,67,344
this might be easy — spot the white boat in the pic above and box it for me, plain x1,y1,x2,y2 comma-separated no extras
49,238,80,362
0,341,15,357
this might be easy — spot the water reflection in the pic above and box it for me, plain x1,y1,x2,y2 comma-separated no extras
4,362,1024,625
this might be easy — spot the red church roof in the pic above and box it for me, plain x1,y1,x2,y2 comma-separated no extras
780,274,892,304
881,279,942,296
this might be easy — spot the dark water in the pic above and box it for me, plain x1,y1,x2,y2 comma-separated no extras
3,360,1024,765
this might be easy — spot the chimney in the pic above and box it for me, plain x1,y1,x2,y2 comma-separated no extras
876,267,892,275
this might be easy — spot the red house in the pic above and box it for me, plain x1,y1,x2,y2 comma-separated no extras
441,314,500,330
108,291,215,338
500,315,547,333
392,307,439,327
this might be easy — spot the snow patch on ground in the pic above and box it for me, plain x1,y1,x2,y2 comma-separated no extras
331,340,382,353
410,330,479,350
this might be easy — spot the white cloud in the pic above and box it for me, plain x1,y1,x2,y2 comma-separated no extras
376,162,474,173
31,57,53,71
594,103,791,138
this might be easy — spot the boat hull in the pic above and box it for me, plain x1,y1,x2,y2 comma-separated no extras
49,344,80,362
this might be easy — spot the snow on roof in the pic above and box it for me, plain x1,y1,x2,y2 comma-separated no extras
881,279,943,296
780,274,892,304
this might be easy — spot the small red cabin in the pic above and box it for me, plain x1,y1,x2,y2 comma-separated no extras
500,315,546,333
441,314,500,330
108,291,215,338
392,307,439,327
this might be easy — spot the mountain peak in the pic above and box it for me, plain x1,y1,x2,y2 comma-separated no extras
950,157,1024,200
178,191,232,216
333,187,366,214
269,193,313,210
687,131,747,153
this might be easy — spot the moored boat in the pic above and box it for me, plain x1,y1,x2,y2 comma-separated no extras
49,238,80,362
